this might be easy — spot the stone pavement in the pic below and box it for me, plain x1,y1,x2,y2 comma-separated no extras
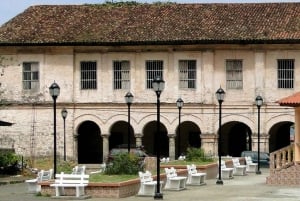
1,168,300,201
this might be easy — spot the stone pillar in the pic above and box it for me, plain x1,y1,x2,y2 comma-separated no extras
254,51,265,95
295,107,300,162
169,134,175,160
102,134,109,162
135,134,142,147
201,133,218,157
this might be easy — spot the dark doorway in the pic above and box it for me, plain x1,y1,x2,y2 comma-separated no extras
269,121,293,152
142,121,168,157
77,121,102,163
176,121,201,158
220,121,251,157
109,121,134,150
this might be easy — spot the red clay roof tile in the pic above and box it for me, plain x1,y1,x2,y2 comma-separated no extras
277,92,300,107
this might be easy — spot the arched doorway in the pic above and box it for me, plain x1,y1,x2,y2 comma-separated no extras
220,121,252,157
142,121,168,157
77,121,102,163
109,121,134,149
176,121,201,158
269,121,294,152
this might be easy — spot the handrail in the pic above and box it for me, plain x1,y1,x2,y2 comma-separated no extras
269,144,294,172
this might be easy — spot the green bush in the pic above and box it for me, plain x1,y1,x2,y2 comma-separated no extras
105,152,143,175
185,147,214,162
0,151,21,175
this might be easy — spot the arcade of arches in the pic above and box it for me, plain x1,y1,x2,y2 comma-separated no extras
76,120,294,164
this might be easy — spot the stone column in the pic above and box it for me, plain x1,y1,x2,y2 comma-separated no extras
102,134,109,162
201,133,217,157
169,134,175,160
295,107,300,162
135,133,142,147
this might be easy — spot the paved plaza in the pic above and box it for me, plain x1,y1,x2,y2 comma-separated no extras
1,168,300,201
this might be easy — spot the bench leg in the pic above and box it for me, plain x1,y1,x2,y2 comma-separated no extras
75,186,85,197
55,187,65,196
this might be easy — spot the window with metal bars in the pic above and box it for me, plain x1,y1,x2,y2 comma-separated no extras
146,60,163,89
80,61,97,89
226,60,243,89
277,59,294,89
113,60,130,90
179,60,196,89
22,62,39,92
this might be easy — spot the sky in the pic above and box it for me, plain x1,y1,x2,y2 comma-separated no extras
1,0,300,25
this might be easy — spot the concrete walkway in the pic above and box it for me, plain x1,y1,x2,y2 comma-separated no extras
1,168,300,201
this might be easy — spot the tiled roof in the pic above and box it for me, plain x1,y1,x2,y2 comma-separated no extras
277,92,300,107
1,3,300,45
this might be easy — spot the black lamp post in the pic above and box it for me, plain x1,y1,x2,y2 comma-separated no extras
216,87,225,185
176,98,184,158
49,82,60,176
255,95,263,175
152,76,165,200
125,92,134,153
61,108,68,161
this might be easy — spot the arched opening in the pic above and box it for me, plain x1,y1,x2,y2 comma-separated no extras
269,121,294,152
77,121,102,163
220,121,252,157
109,121,134,149
176,121,201,158
142,121,168,157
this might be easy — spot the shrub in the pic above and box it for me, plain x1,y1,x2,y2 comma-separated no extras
185,147,214,162
105,152,144,175
0,151,21,175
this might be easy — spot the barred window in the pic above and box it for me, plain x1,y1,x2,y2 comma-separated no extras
113,61,130,90
226,60,243,89
278,59,294,89
23,62,39,92
179,60,196,89
80,61,97,89
146,60,163,89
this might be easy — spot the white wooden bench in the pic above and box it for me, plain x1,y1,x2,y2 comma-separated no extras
25,169,53,193
232,158,247,176
50,172,90,198
137,171,163,196
245,156,258,173
164,167,187,191
217,160,234,179
186,164,206,186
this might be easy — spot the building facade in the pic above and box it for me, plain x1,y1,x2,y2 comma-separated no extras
0,3,297,163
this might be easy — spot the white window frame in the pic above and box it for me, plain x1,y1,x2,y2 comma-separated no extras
22,62,39,92
179,60,196,89
145,60,163,89
277,59,294,89
226,59,243,90
80,61,97,90
113,60,130,90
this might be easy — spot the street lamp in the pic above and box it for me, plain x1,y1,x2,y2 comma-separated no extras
255,95,263,175
61,108,68,161
216,87,225,185
176,98,184,158
152,76,165,200
49,82,60,176
124,92,134,153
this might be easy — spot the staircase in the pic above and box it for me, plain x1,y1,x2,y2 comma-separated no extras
266,144,300,185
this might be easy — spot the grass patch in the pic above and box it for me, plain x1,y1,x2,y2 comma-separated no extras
89,173,138,183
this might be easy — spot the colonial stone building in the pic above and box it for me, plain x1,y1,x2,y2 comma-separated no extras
0,3,297,163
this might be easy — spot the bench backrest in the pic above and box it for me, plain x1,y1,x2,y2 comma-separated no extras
187,164,197,175
232,158,241,167
72,165,86,175
139,171,153,183
37,169,53,182
219,160,227,169
245,156,254,164
165,167,177,178
54,172,89,184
